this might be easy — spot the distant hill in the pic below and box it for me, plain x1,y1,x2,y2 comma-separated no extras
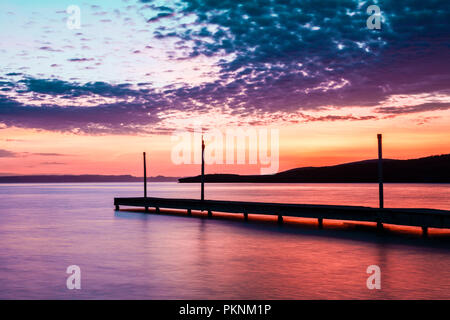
179,154,450,183
0,175,179,183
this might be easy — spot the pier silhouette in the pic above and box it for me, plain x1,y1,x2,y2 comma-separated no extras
114,134,450,236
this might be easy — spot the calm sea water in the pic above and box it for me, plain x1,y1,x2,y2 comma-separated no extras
0,182,449,299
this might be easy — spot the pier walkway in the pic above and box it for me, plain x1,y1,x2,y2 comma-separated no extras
114,196,450,234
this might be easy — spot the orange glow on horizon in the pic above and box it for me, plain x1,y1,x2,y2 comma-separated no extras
1,107,449,177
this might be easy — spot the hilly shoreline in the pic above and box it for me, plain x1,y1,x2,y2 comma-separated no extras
179,154,450,183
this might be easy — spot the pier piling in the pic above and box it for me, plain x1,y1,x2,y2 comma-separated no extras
377,221,384,231
377,134,384,208
318,218,323,229
143,152,147,199
377,134,384,230
278,215,283,224
143,152,149,213
201,136,205,202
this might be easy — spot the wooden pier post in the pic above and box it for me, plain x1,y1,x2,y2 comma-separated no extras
422,226,428,237
278,215,283,224
187,209,192,216
115,204,119,211
244,212,248,221
143,152,148,212
208,210,212,218
377,134,384,230
377,134,384,209
201,136,205,202
318,218,323,229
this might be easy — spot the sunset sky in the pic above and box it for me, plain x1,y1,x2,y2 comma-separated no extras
0,0,449,177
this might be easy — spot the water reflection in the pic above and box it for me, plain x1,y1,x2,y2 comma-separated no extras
0,183,449,299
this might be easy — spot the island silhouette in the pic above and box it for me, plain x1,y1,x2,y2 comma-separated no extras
179,154,450,183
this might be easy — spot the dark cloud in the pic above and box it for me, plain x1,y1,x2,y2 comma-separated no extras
32,152,68,156
0,147,69,158
67,58,94,62
300,114,378,122
140,0,450,112
0,86,163,134
376,102,450,114
0,149,18,158
40,162,66,165
39,46,63,52
15,78,137,97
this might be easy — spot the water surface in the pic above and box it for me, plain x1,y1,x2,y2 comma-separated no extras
0,183,449,299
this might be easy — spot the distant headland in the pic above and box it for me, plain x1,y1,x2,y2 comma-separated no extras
0,175,179,183
179,154,450,183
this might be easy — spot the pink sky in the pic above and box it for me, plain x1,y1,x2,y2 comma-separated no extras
1,107,449,177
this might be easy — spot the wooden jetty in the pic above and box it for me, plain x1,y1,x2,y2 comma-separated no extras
114,197,450,233
114,134,450,235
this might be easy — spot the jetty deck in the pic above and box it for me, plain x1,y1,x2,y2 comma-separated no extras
114,197,450,233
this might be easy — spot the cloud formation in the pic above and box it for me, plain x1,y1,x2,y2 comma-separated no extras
0,148,69,158
0,149,18,158
0,0,449,134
